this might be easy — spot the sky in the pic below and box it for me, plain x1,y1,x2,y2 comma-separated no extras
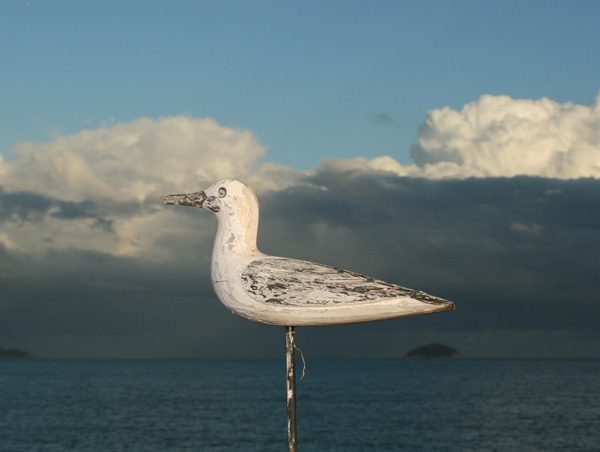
1,0,599,359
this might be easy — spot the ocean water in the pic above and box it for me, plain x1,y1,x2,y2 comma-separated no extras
1,359,599,451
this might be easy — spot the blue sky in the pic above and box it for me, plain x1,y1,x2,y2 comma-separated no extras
3,0,600,170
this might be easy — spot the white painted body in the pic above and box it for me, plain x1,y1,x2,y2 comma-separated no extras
162,180,454,326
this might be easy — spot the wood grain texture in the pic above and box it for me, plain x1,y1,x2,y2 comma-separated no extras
162,179,455,326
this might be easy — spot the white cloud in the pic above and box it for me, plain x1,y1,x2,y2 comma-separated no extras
4,115,266,203
319,155,484,179
410,92,600,179
2,92,599,260
320,155,417,176
244,162,309,193
318,92,600,180
1,115,267,257
0,153,6,179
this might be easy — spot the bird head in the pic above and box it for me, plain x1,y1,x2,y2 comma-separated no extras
162,179,260,254
161,179,258,217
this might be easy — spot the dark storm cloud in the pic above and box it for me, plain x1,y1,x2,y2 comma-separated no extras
0,187,109,226
0,188,52,223
0,244,264,358
1,173,598,358
0,187,158,232
258,173,600,334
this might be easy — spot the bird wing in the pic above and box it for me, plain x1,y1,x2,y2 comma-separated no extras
240,258,451,307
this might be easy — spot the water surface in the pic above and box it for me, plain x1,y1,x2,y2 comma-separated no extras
1,359,598,451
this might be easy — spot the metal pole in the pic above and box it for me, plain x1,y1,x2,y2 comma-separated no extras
286,326,297,452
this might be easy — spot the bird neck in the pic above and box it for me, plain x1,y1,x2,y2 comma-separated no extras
212,207,260,258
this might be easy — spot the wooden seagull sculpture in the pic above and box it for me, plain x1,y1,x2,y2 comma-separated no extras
161,179,454,326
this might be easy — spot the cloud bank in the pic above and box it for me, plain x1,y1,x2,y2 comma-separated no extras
413,92,600,179
349,93,600,179
4,116,265,203
0,116,265,258
1,93,599,358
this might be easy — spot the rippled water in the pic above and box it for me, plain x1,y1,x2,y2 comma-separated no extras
1,359,599,451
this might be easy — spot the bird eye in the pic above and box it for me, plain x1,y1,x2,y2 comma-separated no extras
218,187,227,198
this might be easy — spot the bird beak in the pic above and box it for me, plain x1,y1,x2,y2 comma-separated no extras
161,191,207,208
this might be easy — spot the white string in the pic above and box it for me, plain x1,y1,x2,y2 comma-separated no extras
294,343,306,380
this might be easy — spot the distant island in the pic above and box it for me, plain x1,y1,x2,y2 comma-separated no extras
404,343,462,359
0,347,34,359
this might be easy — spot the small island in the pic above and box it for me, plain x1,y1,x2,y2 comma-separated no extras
0,347,34,359
404,343,462,359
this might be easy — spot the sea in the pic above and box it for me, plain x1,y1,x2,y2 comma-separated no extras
1,359,599,452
